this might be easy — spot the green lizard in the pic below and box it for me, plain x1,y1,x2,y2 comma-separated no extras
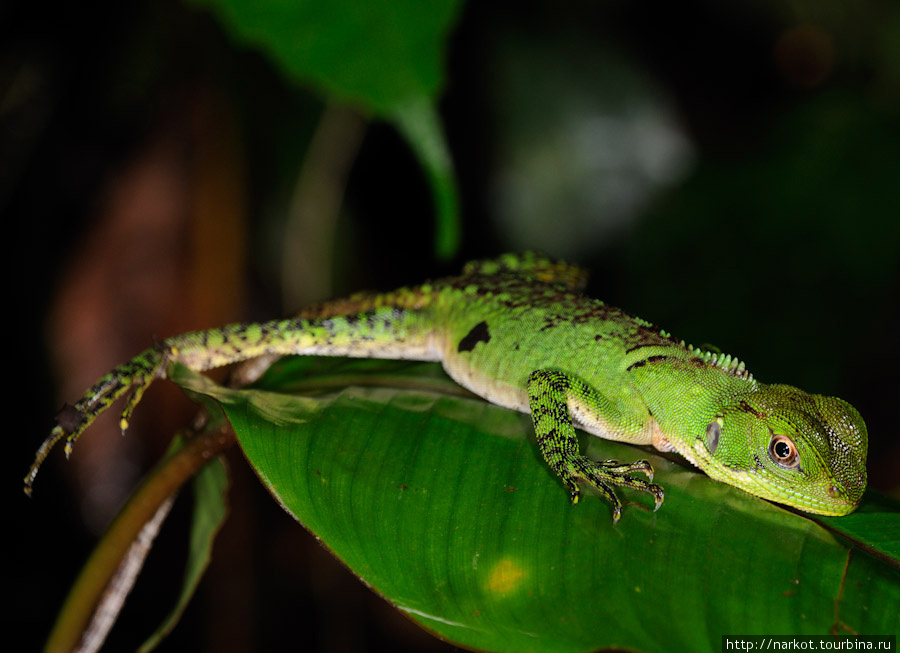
25,253,867,521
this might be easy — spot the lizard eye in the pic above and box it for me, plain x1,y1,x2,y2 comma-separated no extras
768,434,799,469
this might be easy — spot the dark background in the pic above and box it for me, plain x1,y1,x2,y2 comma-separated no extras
7,0,898,651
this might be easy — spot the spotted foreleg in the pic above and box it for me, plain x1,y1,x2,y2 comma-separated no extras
526,369,664,523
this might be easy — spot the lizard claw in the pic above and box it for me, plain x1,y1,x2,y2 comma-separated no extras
626,459,654,482
569,488,581,505
649,484,665,511
611,503,623,525
565,455,664,522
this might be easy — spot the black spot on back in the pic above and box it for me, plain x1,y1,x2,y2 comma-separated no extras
458,321,491,353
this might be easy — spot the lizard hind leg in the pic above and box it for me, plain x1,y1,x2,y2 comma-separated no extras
23,343,170,495
526,369,664,523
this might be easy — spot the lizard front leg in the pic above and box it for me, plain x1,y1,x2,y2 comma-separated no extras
526,369,664,523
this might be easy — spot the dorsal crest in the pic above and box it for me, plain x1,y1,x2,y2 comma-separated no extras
684,342,754,381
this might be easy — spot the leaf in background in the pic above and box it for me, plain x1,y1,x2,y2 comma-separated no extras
43,424,235,653
139,444,229,653
187,0,465,257
392,96,461,258
173,358,900,653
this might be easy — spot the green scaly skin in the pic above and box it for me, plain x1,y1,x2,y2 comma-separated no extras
26,253,868,522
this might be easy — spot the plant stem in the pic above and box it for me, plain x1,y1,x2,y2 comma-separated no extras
44,426,235,653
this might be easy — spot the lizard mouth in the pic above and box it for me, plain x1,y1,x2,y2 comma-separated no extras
687,438,859,516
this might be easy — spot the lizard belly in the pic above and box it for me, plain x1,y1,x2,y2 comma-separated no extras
441,343,656,447
440,351,531,413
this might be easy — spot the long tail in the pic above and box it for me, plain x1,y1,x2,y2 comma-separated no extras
25,290,439,495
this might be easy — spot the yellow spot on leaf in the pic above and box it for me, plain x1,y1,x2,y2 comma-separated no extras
487,559,525,595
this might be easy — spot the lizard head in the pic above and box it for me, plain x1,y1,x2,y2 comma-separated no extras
692,385,867,515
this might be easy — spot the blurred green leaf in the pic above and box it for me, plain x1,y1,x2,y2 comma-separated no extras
139,442,229,653
188,0,464,258
172,358,900,652
189,0,463,115
392,96,461,258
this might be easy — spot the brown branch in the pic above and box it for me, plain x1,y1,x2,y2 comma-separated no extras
44,426,235,653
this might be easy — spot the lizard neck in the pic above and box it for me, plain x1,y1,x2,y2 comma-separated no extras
629,354,759,460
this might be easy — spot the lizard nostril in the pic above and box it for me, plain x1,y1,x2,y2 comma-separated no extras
827,484,841,499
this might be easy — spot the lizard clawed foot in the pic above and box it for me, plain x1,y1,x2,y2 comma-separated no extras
595,458,655,482
23,344,169,496
563,455,665,524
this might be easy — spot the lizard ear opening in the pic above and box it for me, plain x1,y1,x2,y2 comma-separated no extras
768,434,800,469
704,420,721,454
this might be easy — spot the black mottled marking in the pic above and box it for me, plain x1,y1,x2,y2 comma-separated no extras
457,321,491,353
531,405,552,418
538,303,619,331
626,354,675,372
739,400,765,419
594,334,603,341
752,453,765,470
623,324,676,353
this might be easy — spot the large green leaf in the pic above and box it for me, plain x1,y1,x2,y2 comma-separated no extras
172,358,900,652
